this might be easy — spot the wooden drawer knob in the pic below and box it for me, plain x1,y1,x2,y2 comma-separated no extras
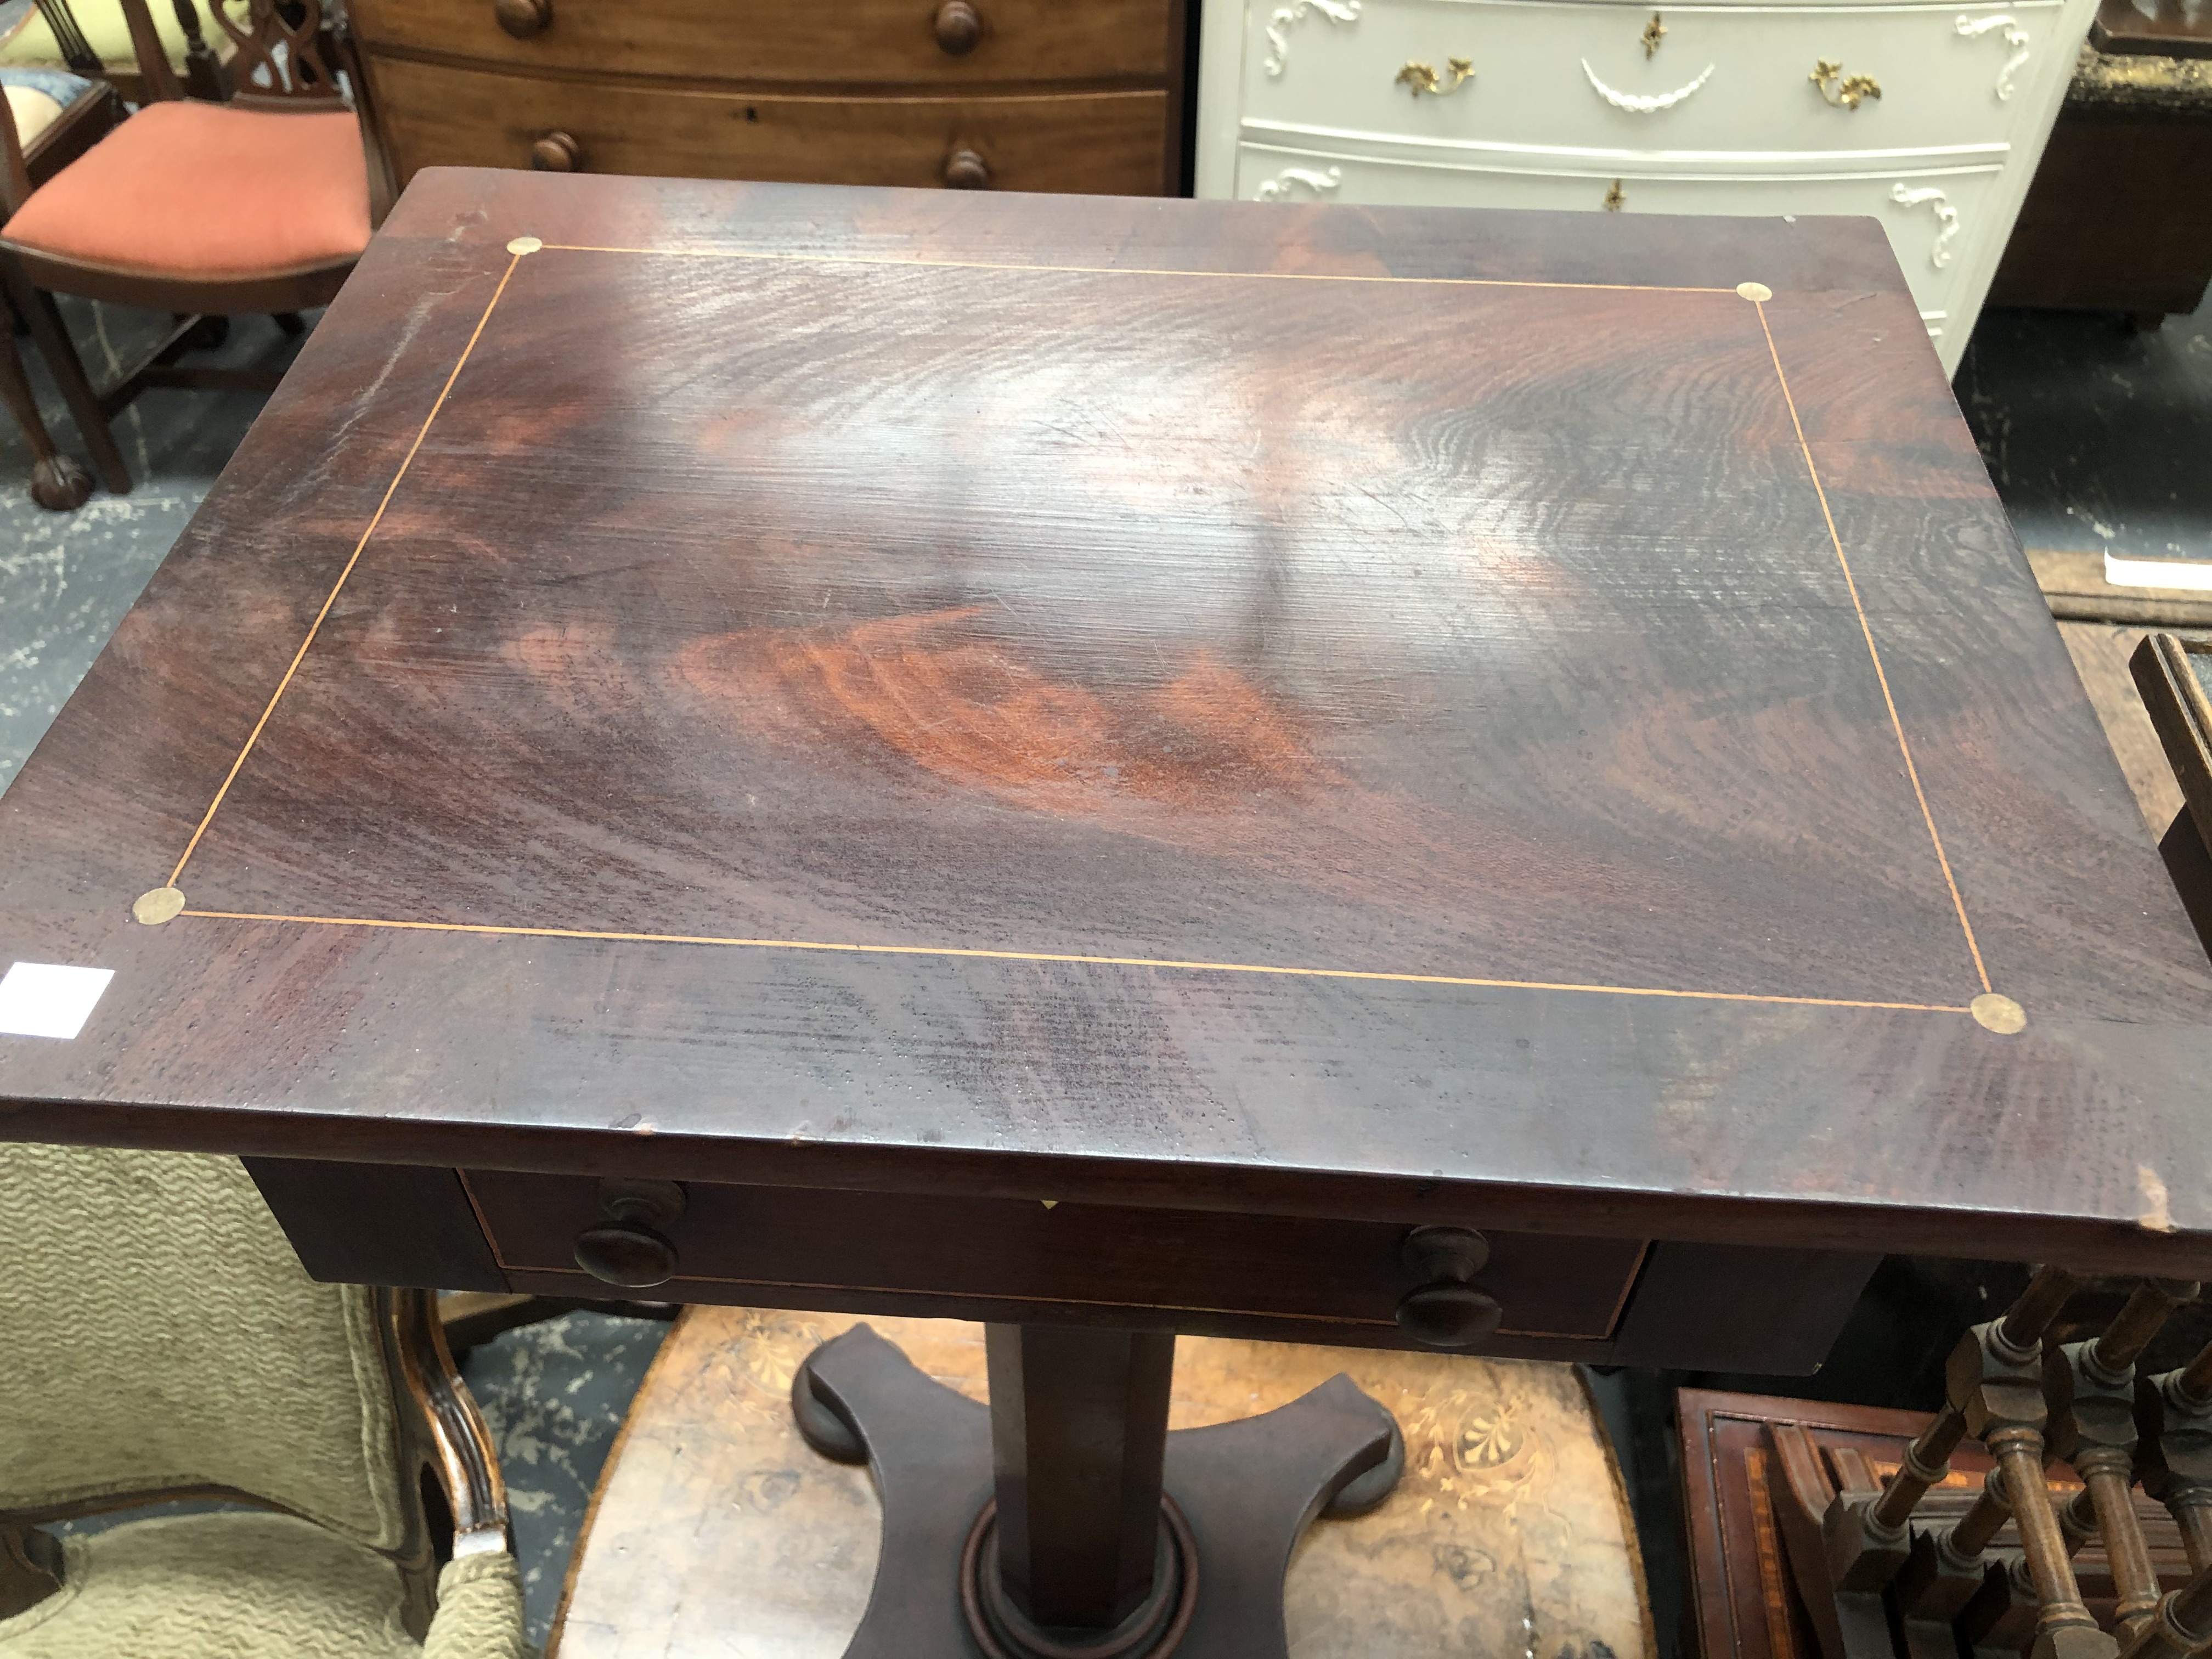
1395,1225,1501,1349
493,0,551,38
573,1177,684,1288
532,131,581,172
934,0,981,54
943,147,990,189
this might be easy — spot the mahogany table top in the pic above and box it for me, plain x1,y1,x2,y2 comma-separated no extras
1,168,2207,1271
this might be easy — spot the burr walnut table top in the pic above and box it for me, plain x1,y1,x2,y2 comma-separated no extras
0,168,2207,1271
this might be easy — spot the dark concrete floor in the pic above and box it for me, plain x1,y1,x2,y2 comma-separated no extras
3,275,2208,1655
0,299,307,788
458,1312,672,1651
1957,287,2212,563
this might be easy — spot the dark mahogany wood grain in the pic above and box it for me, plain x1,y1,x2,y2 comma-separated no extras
2090,0,2212,57
0,171,2208,1288
245,1155,507,1290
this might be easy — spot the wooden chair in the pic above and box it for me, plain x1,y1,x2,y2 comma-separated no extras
0,1142,527,1658
1,51,121,509
0,0,387,501
0,324,88,507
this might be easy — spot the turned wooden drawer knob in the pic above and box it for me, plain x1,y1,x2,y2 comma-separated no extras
493,0,551,38
573,1177,685,1288
934,0,981,54
943,147,990,189
532,131,581,172
1395,1224,1502,1349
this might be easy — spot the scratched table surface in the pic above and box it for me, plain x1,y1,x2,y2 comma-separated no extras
0,169,2206,1272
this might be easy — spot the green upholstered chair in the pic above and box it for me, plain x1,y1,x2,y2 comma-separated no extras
0,1143,528,1659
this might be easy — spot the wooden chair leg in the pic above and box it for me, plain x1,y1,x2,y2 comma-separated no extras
0,330,92,510
0,261,130,496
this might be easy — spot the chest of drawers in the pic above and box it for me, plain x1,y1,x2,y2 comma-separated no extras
349,0,1188,196
1194,0,2098,374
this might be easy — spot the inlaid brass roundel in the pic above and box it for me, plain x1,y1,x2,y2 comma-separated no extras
506,235,544,256
1970,993,2027,1035
133,886,185,926
1736,281,1773,302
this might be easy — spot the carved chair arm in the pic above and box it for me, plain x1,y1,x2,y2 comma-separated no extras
391,1288,514,1560
0,77,29,213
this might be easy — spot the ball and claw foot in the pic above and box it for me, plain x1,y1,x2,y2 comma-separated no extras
30,453,92,511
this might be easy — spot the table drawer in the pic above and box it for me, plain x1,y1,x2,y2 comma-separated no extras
460,1169,1647,1346
365,55,1170,193
1235,143,1997,338
351,0,1175,86
1238,0,2069,161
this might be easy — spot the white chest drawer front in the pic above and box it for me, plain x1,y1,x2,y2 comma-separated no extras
1244,0,2067,162
1235,145,1996,331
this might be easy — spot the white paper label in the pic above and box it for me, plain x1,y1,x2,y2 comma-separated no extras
2106,551,2212,592
0,962,115,1040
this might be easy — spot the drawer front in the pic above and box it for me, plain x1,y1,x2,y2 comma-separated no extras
1238,0,2068,161
351,0,1174,86
462,1170,1648,1347
368,56,1169,193
1234,144,1995,337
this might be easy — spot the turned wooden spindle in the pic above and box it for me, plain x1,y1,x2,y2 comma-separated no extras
1947,1465,2015,1559
1898,1464,2017,1624
1992,1426,2108,1651
1937,1267,2117,1659
2176,1506,2212,1578
2050,1280,2198,1641
2119,1561,2212,1659
2093,1280,2200,1379
2004,1266,2090,1353
2180,1344,2212,1408
2083,1462,2166,1639
1873,1266,2081,1532
2141,1336,2212,1576
1875,1405,1967,1532
1826,1266,2091,1617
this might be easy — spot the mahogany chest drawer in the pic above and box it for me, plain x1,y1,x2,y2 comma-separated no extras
352,0,1175,86
366,56,1170,193
459,1168,1647,1350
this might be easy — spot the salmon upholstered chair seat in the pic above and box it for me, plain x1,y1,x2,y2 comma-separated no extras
2,98,369,279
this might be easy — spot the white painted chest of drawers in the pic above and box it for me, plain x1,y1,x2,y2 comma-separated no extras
1194,0,2096,374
